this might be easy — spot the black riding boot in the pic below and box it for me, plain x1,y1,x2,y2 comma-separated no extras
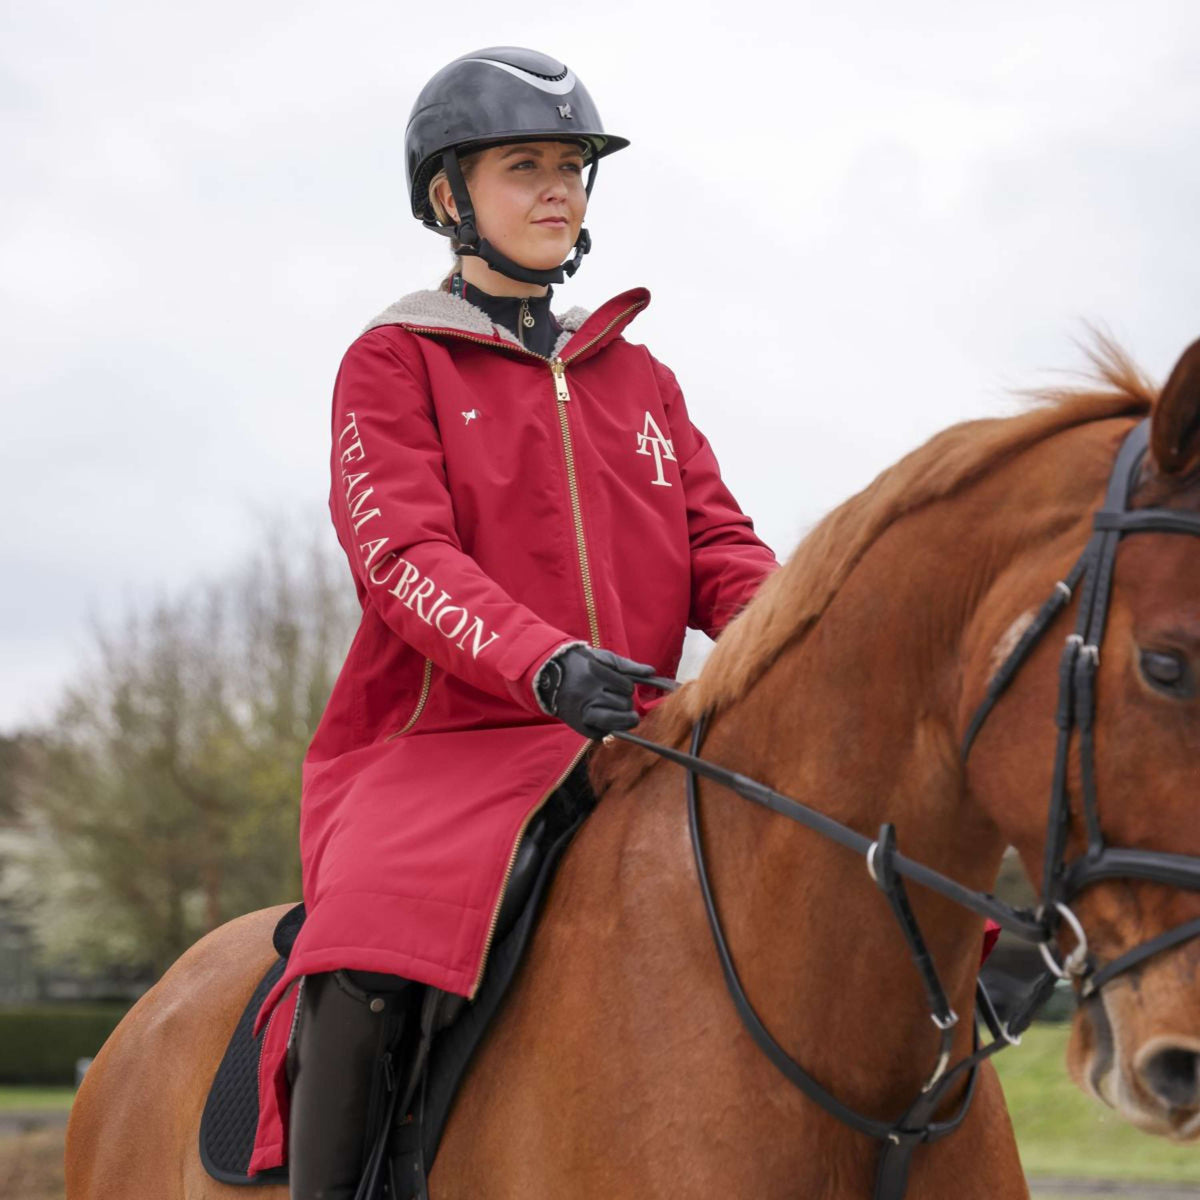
288,969,413,1200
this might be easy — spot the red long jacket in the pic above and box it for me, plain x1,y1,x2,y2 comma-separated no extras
248,284,779,1172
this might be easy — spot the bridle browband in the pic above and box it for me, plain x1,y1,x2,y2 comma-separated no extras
610,417,1200,1199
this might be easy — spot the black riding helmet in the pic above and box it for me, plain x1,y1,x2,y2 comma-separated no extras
405,47,629,286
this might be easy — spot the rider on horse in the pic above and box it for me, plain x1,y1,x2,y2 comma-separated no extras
249,46,780,1199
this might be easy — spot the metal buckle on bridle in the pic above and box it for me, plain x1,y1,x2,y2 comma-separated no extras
920,1008,960,1092
1035,901,1089,980
865,840,881,883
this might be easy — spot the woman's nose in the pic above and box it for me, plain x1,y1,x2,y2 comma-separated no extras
541,171,569,200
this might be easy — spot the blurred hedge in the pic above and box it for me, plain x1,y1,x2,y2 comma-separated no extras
0,1006,129,1084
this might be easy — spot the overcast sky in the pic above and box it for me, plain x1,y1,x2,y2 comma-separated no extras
3,1,1199,732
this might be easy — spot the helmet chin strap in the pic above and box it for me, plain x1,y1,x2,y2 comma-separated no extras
423,147,597,286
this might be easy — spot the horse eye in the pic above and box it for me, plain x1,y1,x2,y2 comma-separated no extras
1138,649,1193,696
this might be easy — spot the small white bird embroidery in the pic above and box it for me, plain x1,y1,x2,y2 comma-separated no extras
462,409,480,424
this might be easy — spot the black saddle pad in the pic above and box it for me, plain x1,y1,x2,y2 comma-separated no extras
199,764,592,1189
199,955,290,1186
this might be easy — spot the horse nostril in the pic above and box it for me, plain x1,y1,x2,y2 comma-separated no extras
1138,1045,1200,1111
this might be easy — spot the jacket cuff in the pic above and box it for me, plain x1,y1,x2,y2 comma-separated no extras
505,635,588,716
530,640,590,715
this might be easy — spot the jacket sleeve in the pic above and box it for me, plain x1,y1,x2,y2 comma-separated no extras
652,356,781,640
329,327,577,713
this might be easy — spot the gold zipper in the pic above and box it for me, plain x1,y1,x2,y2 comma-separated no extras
400,326,546,360
561,301,645,366
257,1000,280,1099
404,303,645,995
385,658,433,740
404,302,644,652
550,299,645,648
551,357,601,647
550,301,646,649
468,741,590,997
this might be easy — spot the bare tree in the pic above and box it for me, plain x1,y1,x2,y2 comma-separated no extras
16,524,358,978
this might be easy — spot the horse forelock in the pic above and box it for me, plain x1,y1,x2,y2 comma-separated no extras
590,335,1156,798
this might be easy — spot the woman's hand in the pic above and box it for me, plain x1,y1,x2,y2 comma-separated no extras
534,645,656,739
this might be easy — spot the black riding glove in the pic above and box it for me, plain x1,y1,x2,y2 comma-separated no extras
534,644,656,739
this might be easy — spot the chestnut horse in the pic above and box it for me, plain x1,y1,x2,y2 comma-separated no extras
65,339,1200,1199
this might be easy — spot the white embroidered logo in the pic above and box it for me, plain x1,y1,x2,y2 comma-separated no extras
635,411,677,487
462,409,480,425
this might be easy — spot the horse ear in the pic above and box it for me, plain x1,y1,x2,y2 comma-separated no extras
1151,337,1200,476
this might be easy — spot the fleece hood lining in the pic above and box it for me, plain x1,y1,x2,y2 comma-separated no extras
363,287,591,360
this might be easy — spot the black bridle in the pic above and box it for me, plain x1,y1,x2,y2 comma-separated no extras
610,418,1200,1199
962,418,1200,996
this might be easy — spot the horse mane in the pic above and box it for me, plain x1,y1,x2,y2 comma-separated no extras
592,335,1156,796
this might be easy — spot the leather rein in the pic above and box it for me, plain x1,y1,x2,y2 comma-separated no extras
609,419,1200,1199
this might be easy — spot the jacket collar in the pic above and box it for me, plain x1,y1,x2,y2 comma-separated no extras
363,284,649,362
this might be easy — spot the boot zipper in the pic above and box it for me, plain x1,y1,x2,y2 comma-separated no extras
385,659,433,740
468,742,590,998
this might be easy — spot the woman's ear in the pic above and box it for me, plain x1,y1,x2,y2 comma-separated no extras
1151,337,1200,476
434,179,459,224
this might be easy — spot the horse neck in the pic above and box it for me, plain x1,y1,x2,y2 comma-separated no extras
685,463,1061,1115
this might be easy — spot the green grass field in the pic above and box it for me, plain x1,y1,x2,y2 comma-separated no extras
994,1022,1199,1183
0,1088,74,1112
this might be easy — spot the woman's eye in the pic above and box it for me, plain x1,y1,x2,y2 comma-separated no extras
563,162,583,173
1139,648,1194,697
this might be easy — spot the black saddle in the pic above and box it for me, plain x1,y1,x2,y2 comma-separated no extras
199,760,595,1192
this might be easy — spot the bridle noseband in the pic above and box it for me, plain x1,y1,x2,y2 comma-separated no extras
612,418,1200,1200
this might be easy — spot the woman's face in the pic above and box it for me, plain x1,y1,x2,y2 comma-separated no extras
438,140,588,270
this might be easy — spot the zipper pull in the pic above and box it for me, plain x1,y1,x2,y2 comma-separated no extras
551,358,570,403
520,298,535,329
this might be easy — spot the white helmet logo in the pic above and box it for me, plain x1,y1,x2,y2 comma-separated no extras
557,103,573,119
464,59,578,96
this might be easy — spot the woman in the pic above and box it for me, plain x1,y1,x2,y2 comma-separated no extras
248,46,780,1199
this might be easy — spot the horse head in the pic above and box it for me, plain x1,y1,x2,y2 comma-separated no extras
965,337,1200,1141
